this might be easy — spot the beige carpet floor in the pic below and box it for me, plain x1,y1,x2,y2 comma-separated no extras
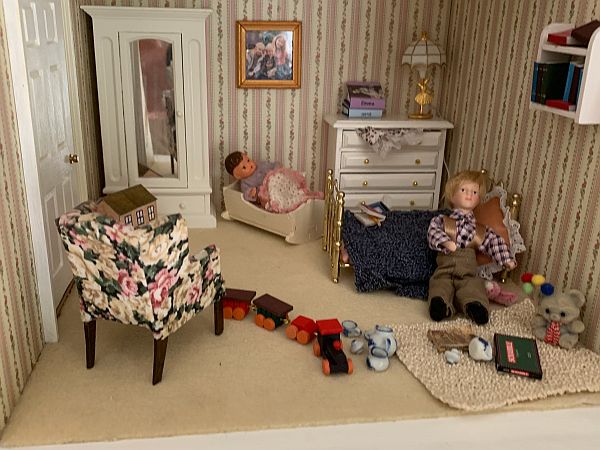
2,219,600,447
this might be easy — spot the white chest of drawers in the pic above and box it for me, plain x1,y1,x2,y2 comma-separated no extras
324,115,454,210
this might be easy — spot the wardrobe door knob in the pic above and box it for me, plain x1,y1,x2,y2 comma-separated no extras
410,200,415,206
412,180,418,186
179,202,186,210
415,159,421,165
362,180,368,187
363,159,370,165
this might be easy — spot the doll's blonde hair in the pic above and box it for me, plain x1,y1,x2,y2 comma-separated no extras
444,170,486,208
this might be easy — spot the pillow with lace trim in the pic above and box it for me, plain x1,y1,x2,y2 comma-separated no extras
473,185,525,280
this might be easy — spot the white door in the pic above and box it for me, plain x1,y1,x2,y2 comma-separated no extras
17,0,81,309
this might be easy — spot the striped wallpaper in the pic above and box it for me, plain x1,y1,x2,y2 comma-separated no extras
441,0,600,352
72,0,450,205
0,2,45,433
0,0,599,435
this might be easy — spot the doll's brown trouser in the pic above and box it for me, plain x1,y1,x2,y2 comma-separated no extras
427,248,488,316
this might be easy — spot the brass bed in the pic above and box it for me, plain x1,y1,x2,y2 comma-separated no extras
322,168,522,284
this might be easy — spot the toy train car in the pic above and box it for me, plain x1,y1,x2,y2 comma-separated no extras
253,294,293,331
313,318,353,375
222,288,257,320
286,315,318,344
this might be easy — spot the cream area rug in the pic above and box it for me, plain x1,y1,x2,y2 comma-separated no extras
392,299,600,411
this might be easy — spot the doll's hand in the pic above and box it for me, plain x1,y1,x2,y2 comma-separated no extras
505,260,517,270
249,187,257,200
442,241,457,252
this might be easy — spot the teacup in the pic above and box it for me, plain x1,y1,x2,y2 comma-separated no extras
366,346,390,372
350,339,365,354
341,320,361,338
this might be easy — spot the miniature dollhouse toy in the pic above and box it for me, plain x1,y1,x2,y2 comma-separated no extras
313,319,353,375
286,315,318,344
96,184,157,227
253,294,293,331
222,288,257,320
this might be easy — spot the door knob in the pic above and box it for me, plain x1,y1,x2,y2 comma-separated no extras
176,111,183,118
68,154,79,164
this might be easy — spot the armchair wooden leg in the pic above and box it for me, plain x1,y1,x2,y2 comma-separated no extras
152,337,169,385
83,321,96,369
214,300,224,336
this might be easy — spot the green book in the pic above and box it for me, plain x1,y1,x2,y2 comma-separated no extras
494,334,543,380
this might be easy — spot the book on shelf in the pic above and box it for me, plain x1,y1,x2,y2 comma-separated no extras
545,99,576,111
570,65,583,105
345,81,386,109
571,20,600,46
493,333,543,380
562,62,584,102
531,62,570,104
547,28,582,46
341,103,384,118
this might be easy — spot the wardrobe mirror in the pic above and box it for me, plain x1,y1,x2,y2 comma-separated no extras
130,38,178,179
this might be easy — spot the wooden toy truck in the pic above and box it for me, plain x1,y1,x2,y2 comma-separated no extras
253,294,293,331
285,315,318,344
222,288,256,320
312,319,353,375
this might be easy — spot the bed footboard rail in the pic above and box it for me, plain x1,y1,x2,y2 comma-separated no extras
322,169,349,283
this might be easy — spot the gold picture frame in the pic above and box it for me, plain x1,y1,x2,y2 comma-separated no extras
236,20,301,89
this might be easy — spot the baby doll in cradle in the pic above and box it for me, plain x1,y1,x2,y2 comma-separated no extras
427,170,517,325
225,151,279,203
225,151,323,213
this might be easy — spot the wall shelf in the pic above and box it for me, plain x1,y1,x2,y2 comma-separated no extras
530,23,600,125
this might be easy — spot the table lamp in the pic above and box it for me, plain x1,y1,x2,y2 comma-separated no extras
402,32,446,119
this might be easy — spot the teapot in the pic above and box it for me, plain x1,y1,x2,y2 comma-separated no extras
365,325,397,357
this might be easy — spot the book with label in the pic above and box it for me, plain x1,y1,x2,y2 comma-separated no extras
493,333,543,380
341,104,384,118
345,81,386,109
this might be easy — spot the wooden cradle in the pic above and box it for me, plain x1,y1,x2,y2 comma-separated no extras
222,181,324,244
322,169,523,283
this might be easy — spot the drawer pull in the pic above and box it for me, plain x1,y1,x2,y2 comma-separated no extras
415,159,421,165
362,180,369,186
363,159,370,165
412,180,418,186
410,200,416,206
361,201,366,205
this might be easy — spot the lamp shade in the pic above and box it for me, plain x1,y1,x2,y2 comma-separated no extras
402,32,446,70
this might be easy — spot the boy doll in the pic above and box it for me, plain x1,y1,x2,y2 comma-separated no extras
427,170,516,325
225,151,279,203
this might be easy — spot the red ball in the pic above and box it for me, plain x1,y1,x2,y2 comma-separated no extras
521,272,533,283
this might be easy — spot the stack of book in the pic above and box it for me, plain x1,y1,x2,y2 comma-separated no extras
531,60,583,111
342,81,385,118
353,202,388,227
547,20,600,47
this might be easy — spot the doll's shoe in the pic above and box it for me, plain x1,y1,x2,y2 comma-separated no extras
429,297,451,321
465,301,489,325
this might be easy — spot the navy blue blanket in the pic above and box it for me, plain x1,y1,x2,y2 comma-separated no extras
342,209,449,299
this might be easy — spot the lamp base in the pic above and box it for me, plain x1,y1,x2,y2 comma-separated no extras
409,111,433,120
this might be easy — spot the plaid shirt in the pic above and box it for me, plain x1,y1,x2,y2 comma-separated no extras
428,210,515,266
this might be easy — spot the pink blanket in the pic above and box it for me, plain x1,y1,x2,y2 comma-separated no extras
258,167,323,213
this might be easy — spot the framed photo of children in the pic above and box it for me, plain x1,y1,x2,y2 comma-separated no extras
236,20,301,89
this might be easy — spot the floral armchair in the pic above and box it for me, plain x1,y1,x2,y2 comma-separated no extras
56,202,225,384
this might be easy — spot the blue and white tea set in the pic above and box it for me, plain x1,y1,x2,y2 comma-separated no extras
341,320,397,372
